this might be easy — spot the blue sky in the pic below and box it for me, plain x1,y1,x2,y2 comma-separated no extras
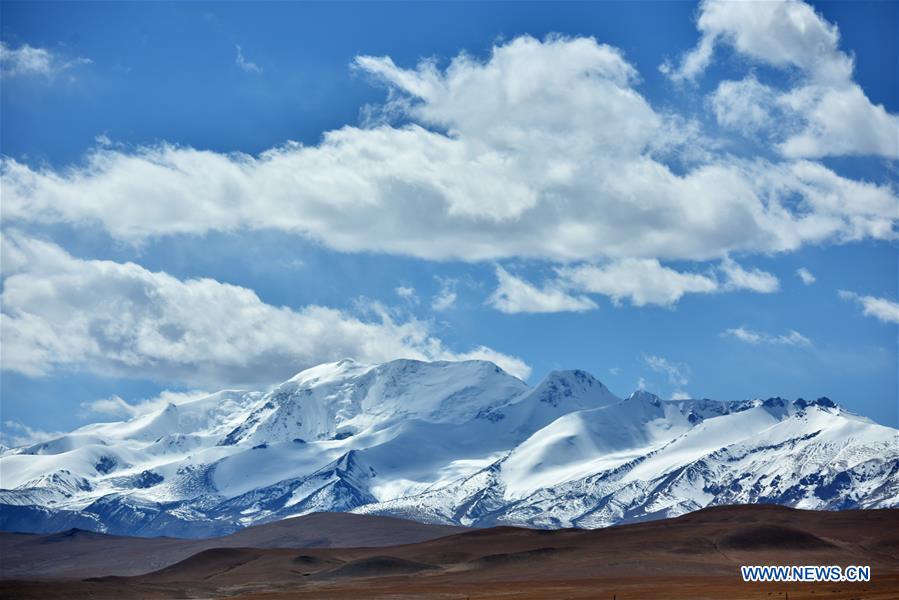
1,0,897,442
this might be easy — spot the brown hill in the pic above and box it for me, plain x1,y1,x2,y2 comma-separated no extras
0,511,463,579
2,505,897,599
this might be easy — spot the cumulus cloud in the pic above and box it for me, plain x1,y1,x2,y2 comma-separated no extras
796,268,816,285
235,45,262,74
671,0,898,159
559,259,717,307
668,0,851,83
838,290,899,324
2,34,895,265
0,232,530,385
0,41,90,79
777,85,898,159
782,161,898,240
723,326,812,347
547,257,775,308
488,266,597,315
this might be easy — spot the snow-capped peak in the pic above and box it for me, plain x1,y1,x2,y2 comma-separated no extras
1,359,895,538
218,358,531,447
626,389,663,406
528,369,619,408
285,358,372,386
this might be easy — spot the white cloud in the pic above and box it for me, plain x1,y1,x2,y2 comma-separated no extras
0,42,53,76
723,326,812,347
395,286,419,304
2,34,895,264
669,0,852,83
79,390,211,419
79,395,135,419
670,0,898,159
235,45,262,74
781,161,898,241
488,266,597,314
1,420,63,448
660,33,715,83
796,267,816,285
490,257,778,310
645,355,689,387
0,41,90,79
777,85,898,159
0,232,530,386
720,257,779,293
450,347,531,382
559,259,718,307
431,279,457,311
670,390,691,401
709,76,778,137
838,290,899,324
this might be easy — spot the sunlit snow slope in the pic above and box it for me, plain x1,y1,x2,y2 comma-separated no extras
1,359,896,537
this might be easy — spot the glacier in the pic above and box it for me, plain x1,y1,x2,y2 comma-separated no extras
1,358,896,537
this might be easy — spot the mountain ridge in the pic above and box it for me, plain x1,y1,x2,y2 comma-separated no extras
1,358,896,537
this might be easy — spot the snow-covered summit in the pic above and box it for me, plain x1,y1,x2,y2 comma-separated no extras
217,358,530,448
1,359,895,537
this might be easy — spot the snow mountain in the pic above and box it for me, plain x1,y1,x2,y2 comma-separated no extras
1,359,896,537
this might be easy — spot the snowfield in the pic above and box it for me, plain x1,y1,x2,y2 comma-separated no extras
1,359,896,537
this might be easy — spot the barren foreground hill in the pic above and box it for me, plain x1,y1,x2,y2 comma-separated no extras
2,505,897,599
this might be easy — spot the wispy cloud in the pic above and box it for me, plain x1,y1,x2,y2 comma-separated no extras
796,268,816,285
644,355,691,400
395,285,419,304
1,420,62,448
0,41,91,79
235,44,262,74
723,326,812,347
720,258,779,294
838,290,899,324
431,279,457,311
645,355,689,387
79,390,211,420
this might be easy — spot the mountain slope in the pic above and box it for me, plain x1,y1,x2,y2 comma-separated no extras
1,359,896,537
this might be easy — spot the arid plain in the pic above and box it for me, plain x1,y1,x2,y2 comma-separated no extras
2,505,897,599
